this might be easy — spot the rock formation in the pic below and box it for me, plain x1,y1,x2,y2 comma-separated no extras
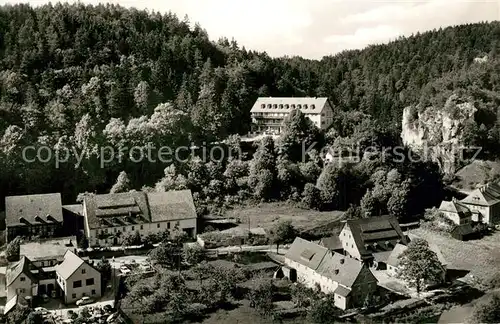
401,95,476,174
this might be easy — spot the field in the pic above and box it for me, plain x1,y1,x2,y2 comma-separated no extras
224,202,345,233
411,228,500,283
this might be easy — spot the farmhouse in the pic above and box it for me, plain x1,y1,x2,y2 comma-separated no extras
338,215,409,267
5,257,38,302
5,193,64,243
83,190,197,246
55,250,102,304
250,97,334,134
460,183,500,224
439,198,472,225
283,237,378,310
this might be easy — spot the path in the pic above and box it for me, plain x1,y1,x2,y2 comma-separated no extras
207,244,289,255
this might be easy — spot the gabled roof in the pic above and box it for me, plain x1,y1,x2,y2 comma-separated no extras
316,251,366,288
334,285,351,297
318,236,342,251
20,236,76,262
250,97,329,113
83,191,150,229
54,250,85,280
6,256,38,286
386,243,447,268
343,215,408,257
147,190,197,222
285,237,328,270
439,200,471,217
5,193,63,227
461,182,500,206
63,204,83,216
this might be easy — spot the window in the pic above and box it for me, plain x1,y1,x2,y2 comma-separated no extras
167,222,171,229
261,104,265,108
157,223,160,228
140,225,144,230
20,276,25,282
72,294,76,299
297,104,301,108
303,104,308,109
279,104,283,108
321,113,325,116
285,104,289,108
267,104,272,108
273,104,277,109
123,227,126,232
291,104,295,108
132,226,135,231
92,289,96,295
73,280,82,288
18,288,25,294
82,269,86,274
86,278,95,286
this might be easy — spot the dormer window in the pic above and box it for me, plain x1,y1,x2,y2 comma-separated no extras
279,104,283,108
261,104,265,108
303,104,308,109
273,104,278,109
285,104,289,108
297,104,302,109
291,104,296,108
311,104,315,109
267,104,272,108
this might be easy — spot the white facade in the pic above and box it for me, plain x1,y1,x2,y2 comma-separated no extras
56,262,101,304
88,218,197,246
250,97,334,134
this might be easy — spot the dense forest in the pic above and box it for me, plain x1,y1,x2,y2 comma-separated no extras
0,3,499,215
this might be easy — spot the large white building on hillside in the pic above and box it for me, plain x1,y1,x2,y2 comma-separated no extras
250,97,334,134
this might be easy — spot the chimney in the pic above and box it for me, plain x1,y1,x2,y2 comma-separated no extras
334,269,339,275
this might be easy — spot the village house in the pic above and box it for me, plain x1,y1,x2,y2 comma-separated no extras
5,193,64,243
338,215,409,268
459,183,500,225
5,257,39,302
55,250,102,304
83,190,197,246
282,237,378,310
386,242,447,284
250,97,334,134
439,198,472,225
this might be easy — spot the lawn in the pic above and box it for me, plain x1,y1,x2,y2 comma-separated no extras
224,202,344,233
201,299,308,324
411,228,500,283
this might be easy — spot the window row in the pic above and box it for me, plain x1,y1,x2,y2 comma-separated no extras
73,277,95,288
260,103,316,109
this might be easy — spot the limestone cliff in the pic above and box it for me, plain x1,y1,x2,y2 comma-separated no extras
401,96,476,174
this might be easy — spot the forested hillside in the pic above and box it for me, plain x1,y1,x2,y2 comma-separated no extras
0,3,499,209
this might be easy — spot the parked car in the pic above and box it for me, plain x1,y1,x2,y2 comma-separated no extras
76,296,95,306
120,265,131,274
103,304,113,313
34,307,49,315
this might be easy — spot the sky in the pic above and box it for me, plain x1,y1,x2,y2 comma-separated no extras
1,0,499,59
